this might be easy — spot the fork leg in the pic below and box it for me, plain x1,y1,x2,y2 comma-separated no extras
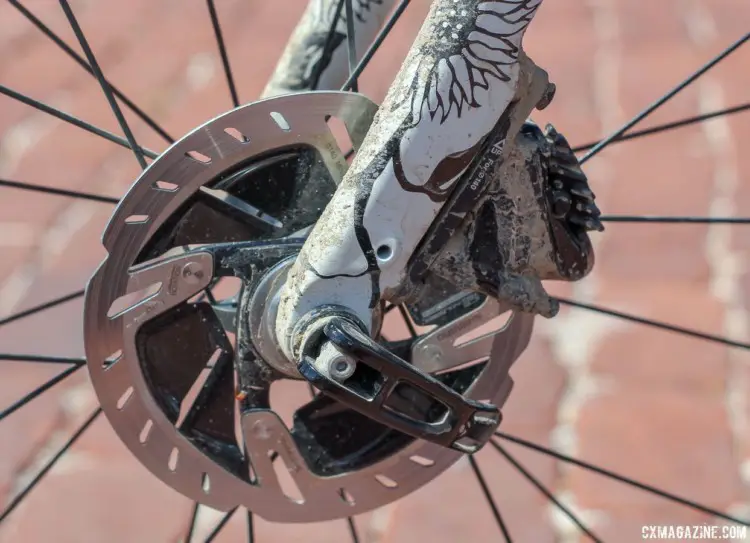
275,0,546,360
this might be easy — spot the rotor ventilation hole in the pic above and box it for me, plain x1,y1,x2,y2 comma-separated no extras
270,111,291,131
453,311,512,347
106,282,162,319
186,150,212,164
409,455,435,467
202,473,211,494
153,180,179,192
168,448,179,472
271,451,305,503
139,420,153,444
124,214,150,225
374,474,398,489
117,386,134,410
224,127,249,143
339,489,355,506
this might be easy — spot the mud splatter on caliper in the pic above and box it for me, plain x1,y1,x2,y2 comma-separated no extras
424,120,602,319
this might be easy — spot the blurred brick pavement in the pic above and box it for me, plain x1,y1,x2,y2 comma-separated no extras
0,0,749,541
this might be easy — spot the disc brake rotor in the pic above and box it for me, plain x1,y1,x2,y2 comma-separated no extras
83,91,532,522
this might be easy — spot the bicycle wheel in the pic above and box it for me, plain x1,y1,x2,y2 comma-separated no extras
0,1,749,542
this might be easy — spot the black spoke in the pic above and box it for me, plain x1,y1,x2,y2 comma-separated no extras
312,0,347,90
206,0,240,108
384,303,399,314
0,354,85,364
0,178,119,204
580,32,749,165
600,215,750,224
0,363,84,422
59,0,147,169
495,432,750,526
346,516,361,543
0,407,101,523
205,507,239,542
557,297,750,350
468,455,512,542
8,0,175,144
182,502,200,543
204,288,218,305
489,440,602,542
397,304,418,338
344,0,358,92
0,84,158,160
246,510,255,543
341,0,411,92
573,102,750,153
0,289,85,329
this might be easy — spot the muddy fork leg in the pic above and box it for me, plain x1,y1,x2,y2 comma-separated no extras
274,0,547,360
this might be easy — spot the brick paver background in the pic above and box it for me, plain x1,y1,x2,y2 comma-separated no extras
0,1,748,541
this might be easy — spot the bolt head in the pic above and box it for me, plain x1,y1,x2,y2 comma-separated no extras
181,262,204,285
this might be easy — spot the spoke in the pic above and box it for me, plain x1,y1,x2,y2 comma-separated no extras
206,0,240,108
557,297,750,350
384,302,399,314
8,0,175,144
489,440,602,542
0,363,84,422
0,354,85,364
346,516,361,543
0,178,119,204
246,510,255,543
344,0,358,92
340,0,411,92
0,84,158,159
397,304,417,338
182,502,200,543
0,407,101,523
59,0,147,169
205,507,239,542
495,432,750,526
600,215,750,224
580,32,749,165
204,288,218,305
468,455,513,542
573,102,750,153
0,289,85,329
312,0,347,90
